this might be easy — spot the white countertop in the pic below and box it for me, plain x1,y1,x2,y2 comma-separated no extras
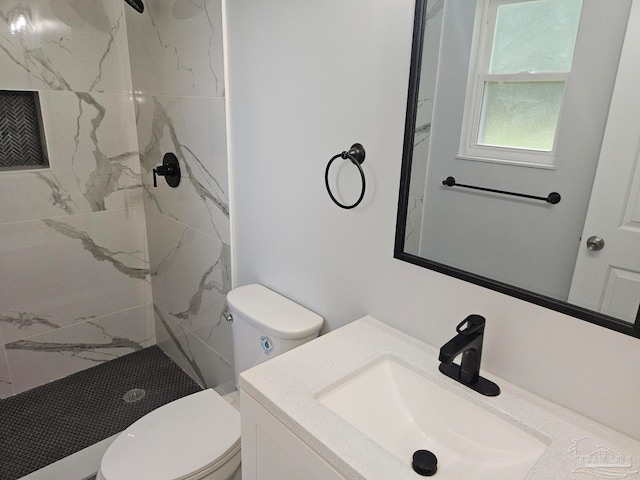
239,316,640,479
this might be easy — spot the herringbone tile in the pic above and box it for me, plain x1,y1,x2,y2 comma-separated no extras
0,91,47,169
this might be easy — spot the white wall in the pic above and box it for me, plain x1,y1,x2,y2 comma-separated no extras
225,0,640,440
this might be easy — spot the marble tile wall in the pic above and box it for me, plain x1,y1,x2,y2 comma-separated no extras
126,0,233,391
0,0,152,397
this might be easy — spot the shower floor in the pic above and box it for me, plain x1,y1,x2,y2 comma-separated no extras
0,346,202,480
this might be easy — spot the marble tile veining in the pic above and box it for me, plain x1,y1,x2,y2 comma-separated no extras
155,304,232,389
0,208,150,344
0,0,229,399
42,218,148,280
0,91,142,224
123,0,230,397
136,95,229,240
5,303,154,394
125,0,225,97
145,208,232,363
40,91,141,212
0,0,132,94
0,0,154,397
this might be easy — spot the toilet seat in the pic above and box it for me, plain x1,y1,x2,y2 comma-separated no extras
98,389,241,480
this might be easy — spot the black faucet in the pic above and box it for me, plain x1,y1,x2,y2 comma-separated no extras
438,315,500,396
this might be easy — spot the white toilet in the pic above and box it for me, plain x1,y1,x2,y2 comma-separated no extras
96,284,324,480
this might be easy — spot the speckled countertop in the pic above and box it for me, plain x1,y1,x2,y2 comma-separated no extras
239,316,640,480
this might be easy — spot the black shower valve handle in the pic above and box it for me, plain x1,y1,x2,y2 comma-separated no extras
153,165,175,187
153,152,181,188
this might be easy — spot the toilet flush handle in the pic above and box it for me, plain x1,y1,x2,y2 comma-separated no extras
222,304,233,323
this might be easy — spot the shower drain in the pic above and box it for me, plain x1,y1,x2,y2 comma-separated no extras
123,388,146,403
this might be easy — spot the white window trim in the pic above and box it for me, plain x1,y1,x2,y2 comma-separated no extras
458,0,575,168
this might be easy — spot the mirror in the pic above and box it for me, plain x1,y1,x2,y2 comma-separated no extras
395,0,640,337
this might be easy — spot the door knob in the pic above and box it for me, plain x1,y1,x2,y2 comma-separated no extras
586,236,605,251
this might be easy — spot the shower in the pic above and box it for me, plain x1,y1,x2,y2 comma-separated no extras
0,0,237,477
125,0,144,13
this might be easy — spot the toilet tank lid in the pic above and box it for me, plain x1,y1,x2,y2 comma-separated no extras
227,284,323,339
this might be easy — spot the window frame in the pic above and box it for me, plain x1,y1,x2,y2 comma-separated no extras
458,0,578,169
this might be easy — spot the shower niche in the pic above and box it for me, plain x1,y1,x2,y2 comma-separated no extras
0,90,49,171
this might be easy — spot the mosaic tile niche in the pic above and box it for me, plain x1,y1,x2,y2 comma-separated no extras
0,90,48,170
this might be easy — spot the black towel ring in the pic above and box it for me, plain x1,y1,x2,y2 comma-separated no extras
325,143,366,209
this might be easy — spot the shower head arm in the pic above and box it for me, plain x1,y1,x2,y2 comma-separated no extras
124,0,144,14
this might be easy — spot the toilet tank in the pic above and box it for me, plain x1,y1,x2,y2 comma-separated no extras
227,284,324,385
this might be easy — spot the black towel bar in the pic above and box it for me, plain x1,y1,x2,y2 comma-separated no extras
442,176,561,205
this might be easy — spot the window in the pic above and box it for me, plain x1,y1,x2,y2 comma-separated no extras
460,0,583,167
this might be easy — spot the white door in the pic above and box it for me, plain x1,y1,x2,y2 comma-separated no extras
568,0,640,324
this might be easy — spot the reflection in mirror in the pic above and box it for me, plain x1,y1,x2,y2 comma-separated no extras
396,0,640,336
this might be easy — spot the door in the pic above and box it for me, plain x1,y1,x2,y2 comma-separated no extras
568,0,640,324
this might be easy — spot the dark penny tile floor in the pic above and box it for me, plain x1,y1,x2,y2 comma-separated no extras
0,346,201,480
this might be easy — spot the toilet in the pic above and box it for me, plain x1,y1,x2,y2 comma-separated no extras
96,284,324,480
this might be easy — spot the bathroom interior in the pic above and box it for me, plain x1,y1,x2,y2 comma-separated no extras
1,0,639,479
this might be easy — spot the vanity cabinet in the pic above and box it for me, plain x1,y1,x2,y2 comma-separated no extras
240,390,347,480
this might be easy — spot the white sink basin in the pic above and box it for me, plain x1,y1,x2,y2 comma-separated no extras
318,358,547,480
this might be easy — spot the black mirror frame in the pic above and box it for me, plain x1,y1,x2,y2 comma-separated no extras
393,0,640,339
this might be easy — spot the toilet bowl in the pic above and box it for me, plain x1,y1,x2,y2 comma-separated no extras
96,284,324,480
